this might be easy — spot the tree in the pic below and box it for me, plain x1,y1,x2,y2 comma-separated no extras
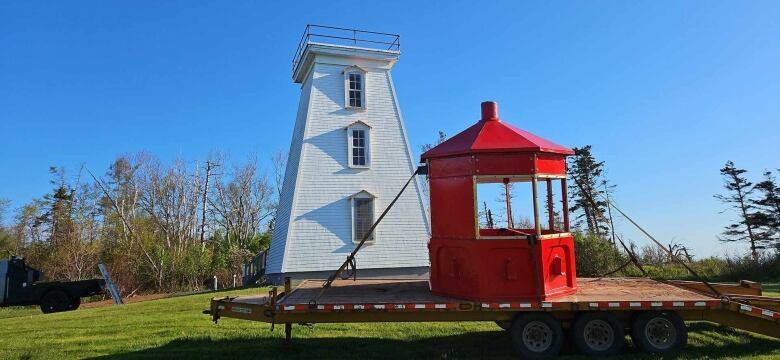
0,198,12,257
714,161,770,261
420,130,447,153
420,131,447,200
0,198,10,225
568,146,609,237
3,151,295,293
752,170,780,249
268,151,287,232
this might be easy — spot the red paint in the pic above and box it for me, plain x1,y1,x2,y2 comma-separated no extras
422,101,577,302
420,103,574,160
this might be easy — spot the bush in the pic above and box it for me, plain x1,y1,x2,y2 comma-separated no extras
573,232,628,277
571,232,780,283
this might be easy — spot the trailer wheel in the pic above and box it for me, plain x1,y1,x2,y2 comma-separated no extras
631,311,687,353
69,296,81,310
40,290,71,314
510,313,564,359
572,312,625,356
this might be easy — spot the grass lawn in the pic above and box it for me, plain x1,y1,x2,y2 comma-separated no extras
0,287,778,360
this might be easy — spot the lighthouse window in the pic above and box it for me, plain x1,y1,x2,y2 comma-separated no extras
346,72,364,109
346,123,371,168
353,197,375,243
352,130,366,166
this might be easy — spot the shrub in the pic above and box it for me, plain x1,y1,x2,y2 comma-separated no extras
573,232,628,277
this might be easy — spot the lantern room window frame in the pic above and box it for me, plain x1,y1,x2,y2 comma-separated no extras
472,174,570,240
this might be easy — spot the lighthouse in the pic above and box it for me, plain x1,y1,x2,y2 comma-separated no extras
265,26,430,283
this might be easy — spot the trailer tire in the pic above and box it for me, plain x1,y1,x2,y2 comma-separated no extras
40,290,71,314
69,296,81,310
510,312,564,359
571,311,625,356
631,311,687,354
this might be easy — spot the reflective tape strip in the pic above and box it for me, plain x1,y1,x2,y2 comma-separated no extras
482,303,490,308
317,305,325,310
608,302,620,308
374,304,385,310
541,302,552,308
499,303,511,309
414,304,426,309
435,303,446,309
629,302,641,308
353,304,364,310
589,302,599,308
740,304,752,312
762,309,774,317
520,303,532,308
394,304,405,310
694,301,706,307
283,305,295,311
333,305,344,310
651,302,663,307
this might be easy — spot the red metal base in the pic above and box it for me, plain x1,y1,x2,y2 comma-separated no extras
429,235,577,302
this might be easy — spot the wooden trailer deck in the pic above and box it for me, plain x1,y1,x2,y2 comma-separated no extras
274,277,716,309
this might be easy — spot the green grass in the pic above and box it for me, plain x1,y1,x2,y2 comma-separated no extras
764,283,779,297
0,287,778,360
0,305,41,320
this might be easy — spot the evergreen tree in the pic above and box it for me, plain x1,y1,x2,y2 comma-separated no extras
752,170,780,249
568,146,609,237
421,131,448,153
714,161,769,260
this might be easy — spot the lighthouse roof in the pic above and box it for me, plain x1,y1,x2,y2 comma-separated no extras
421,102,574,160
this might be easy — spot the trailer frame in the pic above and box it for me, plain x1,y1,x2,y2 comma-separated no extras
209,277,780,351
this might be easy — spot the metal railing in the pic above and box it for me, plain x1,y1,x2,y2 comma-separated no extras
292,24,401,74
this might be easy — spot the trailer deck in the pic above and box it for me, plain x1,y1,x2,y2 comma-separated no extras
271,277,718,311
211,278,777,330
209,277,780,359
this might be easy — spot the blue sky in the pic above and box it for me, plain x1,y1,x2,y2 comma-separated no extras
1,1,778,256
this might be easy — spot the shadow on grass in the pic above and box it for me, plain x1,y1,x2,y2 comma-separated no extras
88,322,779,360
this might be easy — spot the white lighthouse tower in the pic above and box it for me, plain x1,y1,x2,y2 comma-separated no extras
265,26,430,283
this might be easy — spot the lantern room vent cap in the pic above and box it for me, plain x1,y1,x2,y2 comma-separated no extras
481,101,499,121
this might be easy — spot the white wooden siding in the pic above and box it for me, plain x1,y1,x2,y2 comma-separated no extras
268,56,430,274
266,75,313,274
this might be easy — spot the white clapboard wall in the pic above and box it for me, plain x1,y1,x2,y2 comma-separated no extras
265,37,430,283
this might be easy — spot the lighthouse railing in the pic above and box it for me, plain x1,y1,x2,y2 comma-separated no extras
292,24,400,73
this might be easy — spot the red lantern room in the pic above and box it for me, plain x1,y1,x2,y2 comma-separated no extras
421,101,577,302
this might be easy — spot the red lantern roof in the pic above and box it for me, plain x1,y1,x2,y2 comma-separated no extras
420,101,574,160
421,102,574,160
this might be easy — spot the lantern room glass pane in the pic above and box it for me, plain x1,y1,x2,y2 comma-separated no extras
476,181,533,232
475,177,567,237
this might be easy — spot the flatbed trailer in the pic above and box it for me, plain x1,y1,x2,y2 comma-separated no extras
209,277,780,357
